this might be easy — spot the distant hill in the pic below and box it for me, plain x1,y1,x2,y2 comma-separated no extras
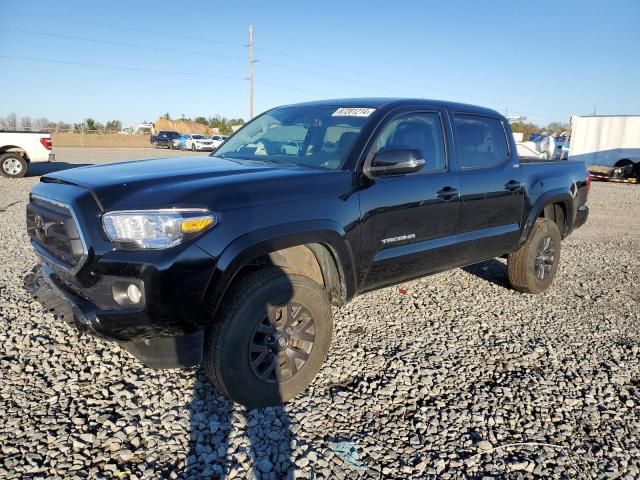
155,118,213,135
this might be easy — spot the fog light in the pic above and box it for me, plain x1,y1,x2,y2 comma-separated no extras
127,284,142,304
111,280,145,308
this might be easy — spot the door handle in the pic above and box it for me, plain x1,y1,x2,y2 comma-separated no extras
504,180,522,192
436,186,458,201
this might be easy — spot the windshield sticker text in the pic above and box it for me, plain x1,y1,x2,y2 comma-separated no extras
332,108,376,117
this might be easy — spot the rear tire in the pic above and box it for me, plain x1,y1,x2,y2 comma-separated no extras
204,268,333,408
0,153,28,178
613,159,634,178
192,144,196,152
507,218,561,294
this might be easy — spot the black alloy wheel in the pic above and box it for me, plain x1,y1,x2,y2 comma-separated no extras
204,268,333,408
248,303,316,383
534,235,555,281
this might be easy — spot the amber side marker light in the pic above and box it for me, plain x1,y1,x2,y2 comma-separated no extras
180,216,215,233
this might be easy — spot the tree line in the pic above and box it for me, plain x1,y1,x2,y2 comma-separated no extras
510,121,569,139
0,113,72,132
2,111,565,139
0,113,123,133
0,112,246,136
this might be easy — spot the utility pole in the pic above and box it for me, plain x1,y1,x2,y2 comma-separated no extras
249,25,254,119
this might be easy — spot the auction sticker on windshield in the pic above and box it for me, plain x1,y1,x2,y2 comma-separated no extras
332,107,376,117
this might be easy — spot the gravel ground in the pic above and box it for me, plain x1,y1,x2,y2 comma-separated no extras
1,149,639,479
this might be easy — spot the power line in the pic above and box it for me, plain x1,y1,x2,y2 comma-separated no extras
6,27,421,97
4,28,243,62
0,55,244,80
9,12,246,48
8,15,470,99
3,53,567,121
5,27,428,99
258,59,428,97
5,28,412,95
0,54,333,96
254,46,498,100
5,13,572,120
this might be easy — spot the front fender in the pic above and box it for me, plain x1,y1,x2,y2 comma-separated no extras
520,188,574,243
201,219,357,321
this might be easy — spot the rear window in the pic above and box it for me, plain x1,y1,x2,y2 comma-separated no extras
453,114,509,169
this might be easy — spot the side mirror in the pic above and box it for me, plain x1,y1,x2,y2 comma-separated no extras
365,147,425,177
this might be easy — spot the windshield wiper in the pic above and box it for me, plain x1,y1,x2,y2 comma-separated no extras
258,158,301,167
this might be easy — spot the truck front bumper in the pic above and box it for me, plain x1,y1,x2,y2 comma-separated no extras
27,252,212,369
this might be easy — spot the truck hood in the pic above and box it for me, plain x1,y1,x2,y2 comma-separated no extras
41,155,346,211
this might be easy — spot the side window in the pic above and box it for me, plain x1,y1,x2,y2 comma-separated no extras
373,112,446,172
453,114,509,169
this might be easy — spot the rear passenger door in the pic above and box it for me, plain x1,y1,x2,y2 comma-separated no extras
452,113,524,264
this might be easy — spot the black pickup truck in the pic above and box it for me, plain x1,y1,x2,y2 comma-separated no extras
26,99,589,408
150,130,180,149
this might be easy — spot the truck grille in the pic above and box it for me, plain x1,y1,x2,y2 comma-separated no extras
26,196,87,272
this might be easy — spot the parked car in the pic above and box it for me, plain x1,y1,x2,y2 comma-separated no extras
0,131,54,178
177,134,188,150
210,135,228,149
150,130,180,149
26,98,589,408
178,133,214,151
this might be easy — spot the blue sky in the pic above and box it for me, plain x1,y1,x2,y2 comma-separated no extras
1,0,638,127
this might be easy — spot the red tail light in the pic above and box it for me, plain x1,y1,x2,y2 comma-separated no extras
40,137,52,150
586,173,591,194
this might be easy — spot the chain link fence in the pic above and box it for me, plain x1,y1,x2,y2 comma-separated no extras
50,129,153,148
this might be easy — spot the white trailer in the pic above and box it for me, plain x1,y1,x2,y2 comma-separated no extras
568,115,640,178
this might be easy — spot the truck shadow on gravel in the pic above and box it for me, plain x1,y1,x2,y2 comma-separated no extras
27,162,94,177
184,269,295,479
184,372,293,479
462,258,511,288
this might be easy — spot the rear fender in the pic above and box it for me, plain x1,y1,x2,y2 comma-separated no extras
520,189,574,243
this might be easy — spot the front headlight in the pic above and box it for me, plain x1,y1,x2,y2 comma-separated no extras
102,209,216,250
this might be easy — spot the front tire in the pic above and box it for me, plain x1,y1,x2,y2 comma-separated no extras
191,144,196,152
204,268,333,408
0,153,28,178
507,218,562,294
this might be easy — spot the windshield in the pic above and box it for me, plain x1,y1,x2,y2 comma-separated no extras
213,105,373,169
192,134,207,139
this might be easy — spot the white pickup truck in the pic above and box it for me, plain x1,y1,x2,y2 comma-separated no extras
0,131,55,178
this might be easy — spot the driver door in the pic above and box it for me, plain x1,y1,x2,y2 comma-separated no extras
358,109,460,291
